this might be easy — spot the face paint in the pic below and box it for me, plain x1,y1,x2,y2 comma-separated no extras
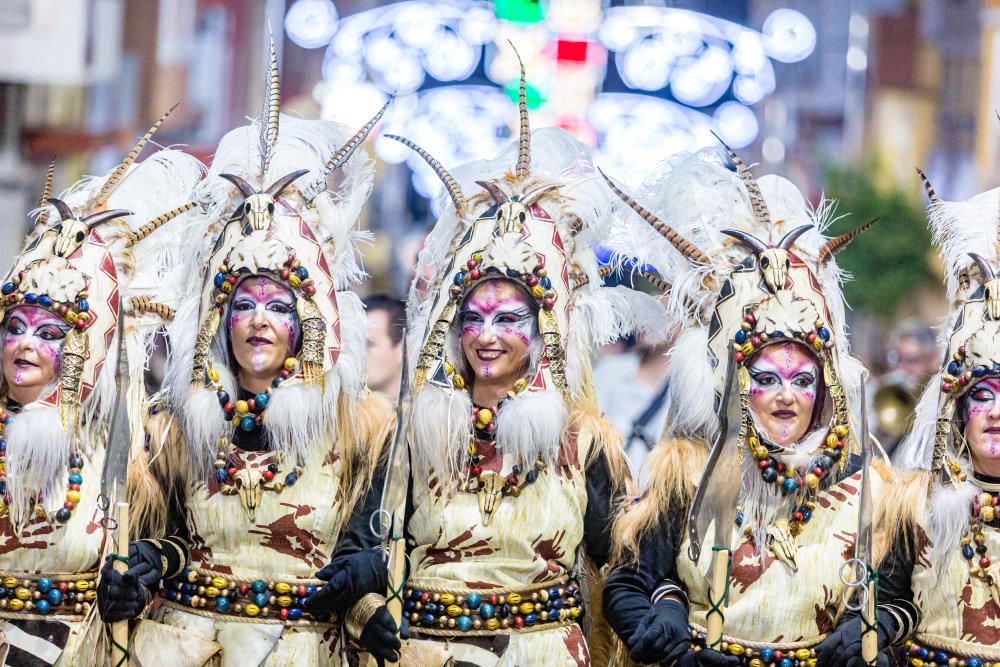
2,306,70,404
228,276,300,391
963,377,1000,475
747,342,820,447
459,280,537,390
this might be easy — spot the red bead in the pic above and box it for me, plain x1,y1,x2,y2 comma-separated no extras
792,511,804,521
280,370,291,379
513,615,524,628
227,467,237,478
489,594,498,605
64,501,74,509
226,274,237,285
750,336,761,347
776,462,786,473
813,467,824,477
735,352,744,363
470,466,482,477
298,585,307,597
806,332,817,344
959,345,967,355
774,651,783,660
908,645,920,656
744,314,755,325
836,440,846,449
280,269,290,280
74,319,86,330
982,557,991,568
247,399,256,411
758,460,769,470
527,276,538,286
240,583,249,595
279,608,289,620
506,474,518,486
262,470,274,482
58,582,69,593
69,483,80,491
223,402,234,413
974,503,981,515
470,269,481,280
421,592,431,603
304,285,316,296
467,259,476,269
542,297,555,309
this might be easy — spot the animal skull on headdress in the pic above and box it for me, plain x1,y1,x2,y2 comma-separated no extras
476,181,560,235
46,198,132,258
969,253,1000,320
219,170,309,235
721,226,812,293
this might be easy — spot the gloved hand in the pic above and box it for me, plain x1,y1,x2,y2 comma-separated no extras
626,598,691,664
814,614,896,667
360,606,402,666
675,648,741,666
96,540,163,622
303,549,386,619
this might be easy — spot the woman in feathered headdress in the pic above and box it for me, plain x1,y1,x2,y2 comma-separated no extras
94,38,398,665
601,149,908,666
886,175,1000,664
346,51,664,666
0,112,201,665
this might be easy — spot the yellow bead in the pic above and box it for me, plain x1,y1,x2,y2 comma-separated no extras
208,368,220,382
467,442,477,456
531,285,545,299
75,580,90,592
439,593,455,605
66,490,81,504
8,599,23,611
909,659,923,667
834,425,848,438
212,577,227,589
274,582,291,595
485,619,500,630
288,275,301,288
85,589,97,601
519,602,535,614
477,409,493,425
446,604,463,617
570,607,581,618
826,434,839,448
15,587,30,600
65,311,78,324
749,660,763,667
513,379,528,392
234,400,249,416
245,604,260,617
741,342,755,355
507,593,522,605
729,644,745,656
283,357,297,372
979,493,994,508
813,339,823,351
277,596,293,607
205,587,220,598
444,361,454,374
806,473,820,489
452,375,465,389
795,649,812,660
220,281,233,294
982,506,996,522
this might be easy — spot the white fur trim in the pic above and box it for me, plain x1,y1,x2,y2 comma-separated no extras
494,390,567,468
409,384,472,479
4,404,69,531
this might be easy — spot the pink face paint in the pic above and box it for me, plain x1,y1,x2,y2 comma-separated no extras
228,276,300,384
964,378,1000,473
458,280,538,388
746,342,820,447
2,306,69,403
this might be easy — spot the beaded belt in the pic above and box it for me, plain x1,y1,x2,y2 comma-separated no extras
904,638,1000,666
0,572,97,617
404,578,582,636
159,567,333,624
688,627,822,666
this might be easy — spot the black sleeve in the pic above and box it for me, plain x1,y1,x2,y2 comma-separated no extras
875,532,919,643
582,447,625,568
602,504,686,644
334,454,389,558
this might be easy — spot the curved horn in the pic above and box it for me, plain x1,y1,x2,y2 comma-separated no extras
509,41,530,178
35,158,56,230
126,202,198,248
96,104,177,206
720,229,769,254
84,209,133,230
476,180,510,205
521,183,560,208
915,167,939,203
259,31,280,177
969,252,997,281
600,169,711,265
385,134,466,216
48,197,75,222
818,218,879,262
265,169,309,198
219,173,257,198
317,96,392,184
712,131,770,226
777,224,813,250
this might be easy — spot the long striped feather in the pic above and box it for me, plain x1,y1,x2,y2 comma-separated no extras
314,96,392,190
260,32,280,178
96,105,177,206
712,132,770,227
35,157,56,229
511,42,530,178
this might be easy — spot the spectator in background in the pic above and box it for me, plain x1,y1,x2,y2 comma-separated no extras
365,294,406,399
593,333,671,489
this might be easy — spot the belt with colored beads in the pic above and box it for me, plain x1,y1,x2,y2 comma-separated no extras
404,579,583,636
159,568,333,625
688,627,823,666
0,572,97,618
904,637,1000,665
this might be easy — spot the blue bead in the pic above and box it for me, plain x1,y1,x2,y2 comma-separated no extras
0,439,7,452
916,649,929,659
37,578,51,593
783,478,798,494
772,330,783,338
23,293,37,304
76,299,89,313
288,608,303,620
403,600,414,612
967,658,981,667
216,390,229,404
453,273,464,286
38,295,52,308
166,590,178,601
994,363,1000,373
963,544,975,559
1,283,14,295
214,273,226,288
181,583,196,594
819,327,831,341
409,589,422,600
35,599,50,615
255,392,269,409
466,593,481,610
251,580,267,594
974,365,989,377
254,592,268,607
541,276,551,289
0,587,7,597
215,469,228,483
548,587,559,599
240,415,256,431
479,603,495,619
456,615,472,631
421,613,435,625
734,329,747,344
759,648,774,662
524,613,537,625
948,360,963,376
180,594,192,605
780,659,793,667
285,471,299,486
306,586,317,595
47,589,62,605
801,508,812,522
934,652,949,663
215,597,230,613
296,266,309,280
68,473,83,485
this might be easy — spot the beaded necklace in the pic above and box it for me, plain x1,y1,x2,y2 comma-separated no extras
962,487,999,579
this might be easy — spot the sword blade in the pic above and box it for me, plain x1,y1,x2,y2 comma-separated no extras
855,380,874,567
101,299,131,503
377,331,412,545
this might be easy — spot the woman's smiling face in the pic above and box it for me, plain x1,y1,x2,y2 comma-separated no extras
228,276,300,383
2,306,69,404
459,279,537,388
747,342,820,447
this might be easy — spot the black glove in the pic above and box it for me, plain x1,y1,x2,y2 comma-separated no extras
359,606,402,666
814,614,896,667
675,648,741,667
97,541,163,622
626,598,691,664
303,549,386,618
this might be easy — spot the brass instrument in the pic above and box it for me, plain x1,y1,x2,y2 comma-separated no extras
872,382,917,441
